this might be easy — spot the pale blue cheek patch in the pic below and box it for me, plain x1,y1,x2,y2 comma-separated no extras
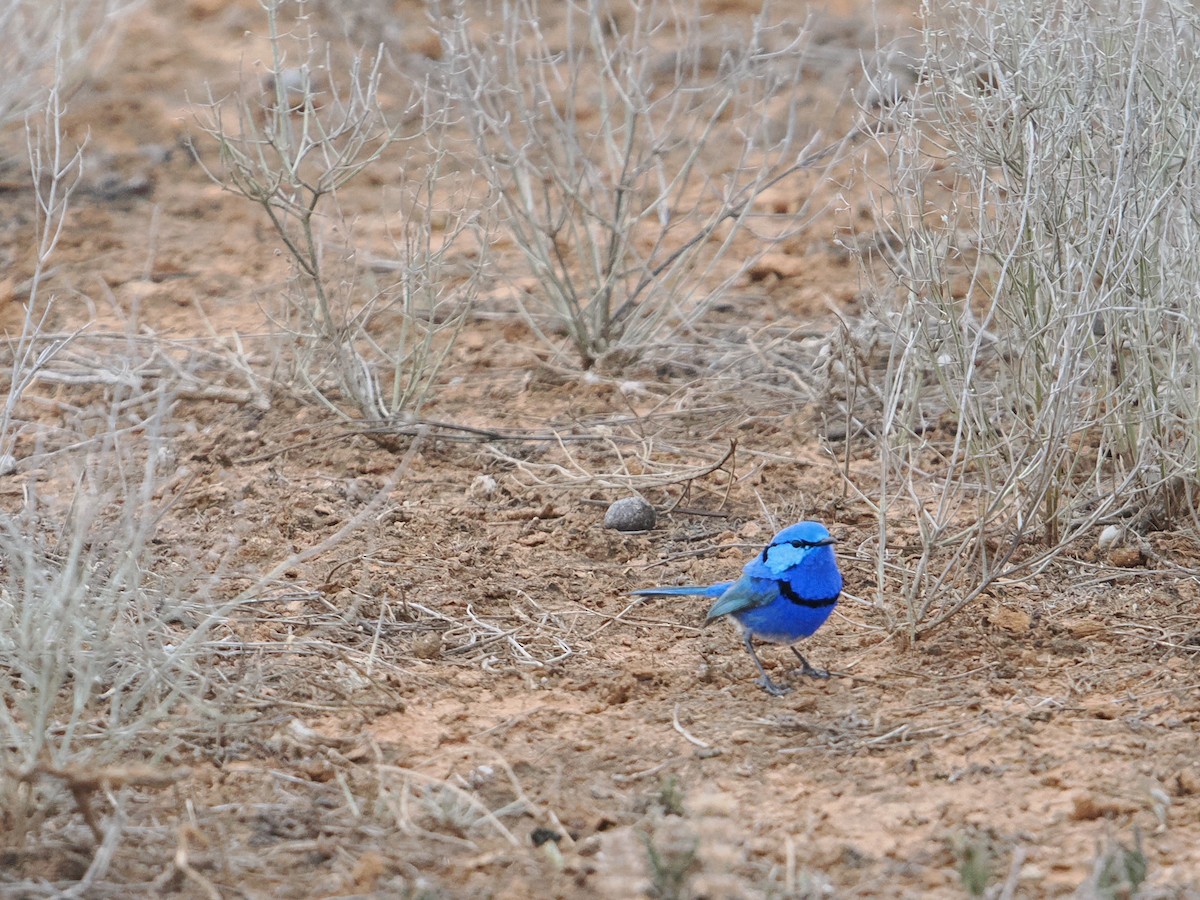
760,542,807,575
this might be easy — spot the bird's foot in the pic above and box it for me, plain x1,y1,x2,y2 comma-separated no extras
755,675,791,696
791,649,830,680
797,662,830,680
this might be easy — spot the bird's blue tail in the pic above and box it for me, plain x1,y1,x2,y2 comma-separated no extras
631,581,733,598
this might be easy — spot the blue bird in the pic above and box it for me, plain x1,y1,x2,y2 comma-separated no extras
633,521,842,695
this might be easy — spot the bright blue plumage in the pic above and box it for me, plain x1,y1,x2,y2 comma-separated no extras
632,520,843,695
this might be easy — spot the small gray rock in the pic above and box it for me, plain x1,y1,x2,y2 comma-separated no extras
604,496,657,532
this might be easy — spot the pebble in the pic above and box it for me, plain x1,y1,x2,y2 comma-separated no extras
1097,523,1123,551
603,496,656,531
412,632,442,659
1107,546,1145,567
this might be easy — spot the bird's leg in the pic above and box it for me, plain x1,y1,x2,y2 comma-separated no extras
743,633,789,696
791,647,830,680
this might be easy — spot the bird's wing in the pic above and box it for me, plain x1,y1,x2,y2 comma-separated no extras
631,581,734,598
705,575,780,621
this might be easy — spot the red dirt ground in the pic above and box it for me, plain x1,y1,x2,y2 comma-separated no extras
2,1,1199,897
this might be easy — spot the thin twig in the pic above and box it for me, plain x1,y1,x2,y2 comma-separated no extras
672,703,713,750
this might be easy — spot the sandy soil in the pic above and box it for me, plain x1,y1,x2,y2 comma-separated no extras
2,0,1200,897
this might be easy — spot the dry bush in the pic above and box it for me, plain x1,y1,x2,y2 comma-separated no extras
851,0,1200,633
194,0,490,426
0,75,237,880
0,32,405,883
0,0,137,133
436,0,842,369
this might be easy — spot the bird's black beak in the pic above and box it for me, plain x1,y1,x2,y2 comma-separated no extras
817,537,837,546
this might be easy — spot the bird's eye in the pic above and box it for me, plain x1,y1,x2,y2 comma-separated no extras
790,540,810,549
